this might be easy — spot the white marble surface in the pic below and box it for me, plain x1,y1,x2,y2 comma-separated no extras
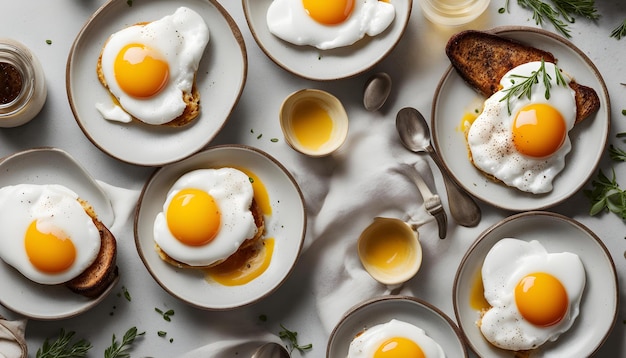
0,0,625,357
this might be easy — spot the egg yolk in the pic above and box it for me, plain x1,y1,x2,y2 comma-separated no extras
232,167,272,216
374,337,425,358
24,221,76,273
302,0,354,25
512,103,566,158
166,188,220,246
515,272,568,327
114,43,169,98
291,99,334,151
361,224,414,273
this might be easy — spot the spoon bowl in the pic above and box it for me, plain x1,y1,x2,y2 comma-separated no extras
396,107,481,227
363,72,392,112
251,342,290,358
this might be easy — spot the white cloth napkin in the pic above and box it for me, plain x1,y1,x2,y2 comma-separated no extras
0,316,27,358
288,118,437,333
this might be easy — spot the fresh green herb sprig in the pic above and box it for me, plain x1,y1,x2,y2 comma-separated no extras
104,327,145,358
501,0,599,38
610,19,626,40
585,169,626,218
36,329,92,358
278,324,312,354
498,59,566,114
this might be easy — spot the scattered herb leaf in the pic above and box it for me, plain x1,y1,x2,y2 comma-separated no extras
259,314,268,322
610,19,626,40
155,307,175,322
622,109,626,116
36,329,92,358
257,133,263,139
609,144,626,162
278,324,312,354
104,327,145,358
126,0,133,7
158,331,167,337
270,138,279,143
121,286,131,302
45,39,52,45
584,169,626,218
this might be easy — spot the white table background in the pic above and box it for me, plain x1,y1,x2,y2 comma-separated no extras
1,0,625,357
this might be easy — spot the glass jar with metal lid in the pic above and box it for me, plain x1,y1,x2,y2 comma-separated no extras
0,38,47,127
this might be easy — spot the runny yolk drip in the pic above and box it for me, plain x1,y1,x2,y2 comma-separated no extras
373,337,425,358
166,188,220,246
114,43,169,98
24,221,76,273
291,99,334,151
515,272,568,327
205,238,274,286
512,103,566,158
302,0,355,25
469,270,491,311
361,225,413,273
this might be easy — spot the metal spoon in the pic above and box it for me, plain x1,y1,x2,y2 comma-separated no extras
396,107,481,227
251,342,290,358
363,72,392,111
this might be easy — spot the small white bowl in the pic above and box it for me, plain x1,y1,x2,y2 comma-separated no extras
279,89,348,157
357,217,422,286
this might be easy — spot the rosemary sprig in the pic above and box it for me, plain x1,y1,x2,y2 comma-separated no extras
610,19,626,40
104,327,145,358
502,0,600,38
278,324,313,354
498,59,566,114
36,329,92,358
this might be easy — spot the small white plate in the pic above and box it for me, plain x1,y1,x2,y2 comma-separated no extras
431,26,610,211
453,211,618,357
134,145,306,310
66,0,247,166
327,296,468,358
242,0,412,81
0,148,117,320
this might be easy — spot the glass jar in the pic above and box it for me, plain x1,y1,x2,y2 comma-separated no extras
419,0,490,26
0,38,47,127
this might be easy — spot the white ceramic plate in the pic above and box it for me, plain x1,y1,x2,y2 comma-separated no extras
327,296,468,358
453,211,618,357
0,148,117,320
134,145,306,310
66,0,247,166
242,0,412,81
431,26,610,211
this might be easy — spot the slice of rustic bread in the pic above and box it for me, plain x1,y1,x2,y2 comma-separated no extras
445,30,600,124
65,211,118,298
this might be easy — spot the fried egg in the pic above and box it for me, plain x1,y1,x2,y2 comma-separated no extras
466,61,577,194
96,7,209,125
153,168,259,267
266,0,395,50
0,184,101,285
347,319,445,358
480,238,585,351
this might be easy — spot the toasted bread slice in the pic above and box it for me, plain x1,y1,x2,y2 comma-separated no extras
446,30,600,124
156,199,266,269
65,214,118,298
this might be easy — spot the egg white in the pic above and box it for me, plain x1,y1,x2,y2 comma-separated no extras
347,319,445,357
153,168,259,267
0,184,102,285
467,61,577,194
266,0,395,50
97,6,209,125
480,238,586,351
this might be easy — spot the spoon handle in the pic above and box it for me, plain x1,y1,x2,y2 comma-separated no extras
426,146,481,227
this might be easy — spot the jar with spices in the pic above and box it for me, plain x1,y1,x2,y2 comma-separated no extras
0,38,47,127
